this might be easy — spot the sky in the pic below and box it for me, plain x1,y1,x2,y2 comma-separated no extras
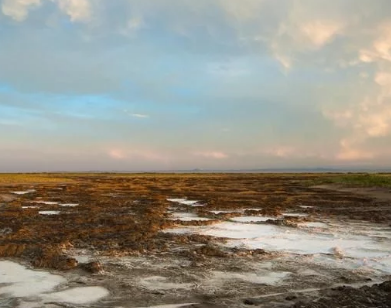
0,0,391,172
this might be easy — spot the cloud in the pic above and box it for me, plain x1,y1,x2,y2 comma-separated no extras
263,146,297,158
194,151,228,159
129,113,150,119
336,139,374,161
300,19,344,48
1,0,41,21
109,149,125,160
359,21,391,63
56,0,91,22
1,0,92,22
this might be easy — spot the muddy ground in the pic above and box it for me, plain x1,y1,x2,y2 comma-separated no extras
0,173,390,307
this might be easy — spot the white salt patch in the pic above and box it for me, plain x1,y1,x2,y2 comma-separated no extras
12,190,36,195
230,216,279,223
41,287,109,304
170,212,210,221
299,205,314,209
73,255,91,263
283,213,309,217
201,222,279,239
163,228,193,235
167,198,201,206
139,276,193,290
163,220,391,273
299,269,323,276
39,211,60,215
299,222,328,229
33,201,58,205
136,304,197,308
244,208,263,211
17,302,42,308
22,206,40,209
212,270,290,285
0,261,65,297
210,210,241,214
60,203,79,207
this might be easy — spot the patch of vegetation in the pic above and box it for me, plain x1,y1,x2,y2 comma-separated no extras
308,173,391,188
0,173,74,184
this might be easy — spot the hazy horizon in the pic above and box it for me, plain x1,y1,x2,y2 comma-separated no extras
1,0,391,172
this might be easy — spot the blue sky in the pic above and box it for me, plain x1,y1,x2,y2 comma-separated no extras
0,0,391,171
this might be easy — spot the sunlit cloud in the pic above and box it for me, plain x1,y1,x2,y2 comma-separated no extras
108,149,125,160
57,0,91,23
193,151,228,159
1,0,41,21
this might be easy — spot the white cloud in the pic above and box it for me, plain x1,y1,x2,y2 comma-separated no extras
56,0,91,22
300,20,344,48
1,0,41,21
130,113,150,119
194,151,228,159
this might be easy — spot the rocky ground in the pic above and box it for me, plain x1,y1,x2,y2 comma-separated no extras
0,173,390,307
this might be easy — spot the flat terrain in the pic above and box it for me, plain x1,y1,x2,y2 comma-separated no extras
0,173,390,307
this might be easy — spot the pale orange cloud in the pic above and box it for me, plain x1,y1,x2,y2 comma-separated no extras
193,151,228,159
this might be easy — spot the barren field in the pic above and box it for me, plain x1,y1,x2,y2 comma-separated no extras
0,173,390,307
